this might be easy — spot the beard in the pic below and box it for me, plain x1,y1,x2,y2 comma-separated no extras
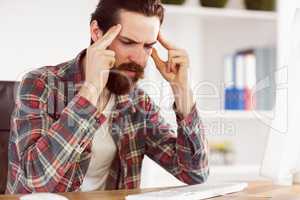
106,62,144,95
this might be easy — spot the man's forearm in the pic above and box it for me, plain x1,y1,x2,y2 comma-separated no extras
171,82,194,117
78,82,101,107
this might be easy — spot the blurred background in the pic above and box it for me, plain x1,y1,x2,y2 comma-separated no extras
0,0,293,188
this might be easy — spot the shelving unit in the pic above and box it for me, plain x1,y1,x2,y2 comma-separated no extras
164,5,277,20
155,3,278,118
143,0,280,174
200,110,274,120
141,156,266,188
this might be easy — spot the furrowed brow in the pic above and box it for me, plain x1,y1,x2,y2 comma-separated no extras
119,36,139,44
120,35,156,46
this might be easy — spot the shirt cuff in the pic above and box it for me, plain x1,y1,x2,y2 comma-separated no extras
174,102,199,126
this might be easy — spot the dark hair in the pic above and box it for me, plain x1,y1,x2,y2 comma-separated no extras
90,0,164,34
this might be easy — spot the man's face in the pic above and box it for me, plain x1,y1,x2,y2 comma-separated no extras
106,10,160,95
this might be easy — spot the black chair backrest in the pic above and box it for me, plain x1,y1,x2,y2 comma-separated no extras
0,81,19,194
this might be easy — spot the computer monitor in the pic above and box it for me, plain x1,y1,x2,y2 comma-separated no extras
260,5,300,185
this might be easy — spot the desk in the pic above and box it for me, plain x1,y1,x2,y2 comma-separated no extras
1,181,300,200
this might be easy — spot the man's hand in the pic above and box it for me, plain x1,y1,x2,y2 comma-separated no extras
79,24,121,106
151,32,189,85
151,32,194,117
85,24,122,94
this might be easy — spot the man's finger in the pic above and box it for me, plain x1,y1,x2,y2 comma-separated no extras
167,62,171,73
169,49,187,58
151,48,166,72
94,24,122,49
94,49,115,57
158,32,176,50
170,57,188,66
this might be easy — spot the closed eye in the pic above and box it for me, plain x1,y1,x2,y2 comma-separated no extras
120,38,137,45
144,45,153,49
122,41,134,45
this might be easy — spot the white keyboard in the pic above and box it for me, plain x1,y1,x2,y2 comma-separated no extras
126,182,248,200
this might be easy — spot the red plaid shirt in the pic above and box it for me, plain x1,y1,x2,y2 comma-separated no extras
6,50,209,194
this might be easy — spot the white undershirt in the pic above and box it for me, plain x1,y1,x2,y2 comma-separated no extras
80,94,116,192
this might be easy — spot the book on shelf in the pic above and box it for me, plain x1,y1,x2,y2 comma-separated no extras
224,53,246,110
224,47,276,111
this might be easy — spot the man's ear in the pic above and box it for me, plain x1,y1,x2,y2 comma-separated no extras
90,20,103,43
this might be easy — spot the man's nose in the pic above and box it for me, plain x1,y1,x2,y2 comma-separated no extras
128,48,147,67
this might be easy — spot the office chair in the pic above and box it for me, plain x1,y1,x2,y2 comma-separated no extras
0,81,18,193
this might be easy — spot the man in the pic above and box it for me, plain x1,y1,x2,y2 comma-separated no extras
6,0,209,194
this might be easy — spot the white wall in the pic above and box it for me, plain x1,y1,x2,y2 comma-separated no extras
0,0,98,80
